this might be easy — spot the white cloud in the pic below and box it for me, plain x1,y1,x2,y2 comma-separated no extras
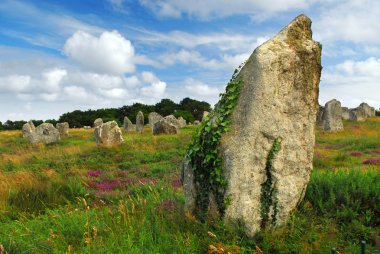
98,87,129,99
41,68,67,93
69,72,124,89
64,86,88,100
140,81,166,98
320,57,380,109
40,93,59,102
139,0,308,20
314,0,380,44
0,75,31,92
63,30,135,75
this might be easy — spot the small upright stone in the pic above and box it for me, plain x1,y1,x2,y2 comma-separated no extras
148,112,163,128
94,121,123,147
28,123,60,144
56,122,69,136
358,103,376,118
193,120,200,125
153,116,179,135
136,111,144,133
341,107,350,120
94,118,103,127
22,120,35,138
178,116,187,128
123,116,134,132
323,99,344,132
316,105,324,127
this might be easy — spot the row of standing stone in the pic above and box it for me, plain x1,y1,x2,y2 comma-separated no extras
22,121,69,144
317,100,376,132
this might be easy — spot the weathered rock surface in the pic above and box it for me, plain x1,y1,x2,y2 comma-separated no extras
94,121,123,147
193,120,200,125
358,103,375,118
22,120,35,138
323,99,343,132
183,14,321,236
56,122,69,136
341,107,350,120
153,116,179,135
148,112,163,128
136,111,144,133
28,123,60,144
123,116,134,132
94,118,103,127
177,116,187,128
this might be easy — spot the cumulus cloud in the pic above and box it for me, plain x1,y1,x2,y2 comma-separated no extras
0,75,31,92
64,86,88,100
41,68,67,93
140,81,166,99
320,57,380,109
63,30,135,75
314,0,380,44
139,0,308,20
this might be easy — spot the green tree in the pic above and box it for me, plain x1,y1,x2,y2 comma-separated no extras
179,97,211,121
155,99,179,117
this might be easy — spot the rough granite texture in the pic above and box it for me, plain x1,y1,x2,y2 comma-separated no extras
323,99,343,132
28,123,60,144
183,14,321,236
56,122,69,136
94,121,123,147
136,111,144,133
153,115,179,135
148,112,163,129
178,117,187,128
123,116,134,132
341,107,350,120
94,118,103,128
22,120,36,138
316,105,324,127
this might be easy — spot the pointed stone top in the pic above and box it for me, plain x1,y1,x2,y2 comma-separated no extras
278,14,313,43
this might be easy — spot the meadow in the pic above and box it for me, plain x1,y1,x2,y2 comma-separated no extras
0,119,379,253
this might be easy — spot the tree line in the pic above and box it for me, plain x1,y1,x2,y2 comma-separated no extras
0,98,211,130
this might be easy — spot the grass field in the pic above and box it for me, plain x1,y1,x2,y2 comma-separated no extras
0,119,379,253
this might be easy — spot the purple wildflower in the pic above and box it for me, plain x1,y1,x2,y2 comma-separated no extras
87,170,103,177
350,151,363,157
362,158,380,165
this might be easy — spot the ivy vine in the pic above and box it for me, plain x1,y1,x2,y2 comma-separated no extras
186,63,245,218
260,137,281,230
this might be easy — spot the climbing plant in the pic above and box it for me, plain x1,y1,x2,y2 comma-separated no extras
260,137,281,230
186,63,245,217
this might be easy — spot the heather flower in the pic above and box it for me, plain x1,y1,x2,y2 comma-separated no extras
350,151,363,157
87,170,103,177
171,176,182,189
362,158,380,165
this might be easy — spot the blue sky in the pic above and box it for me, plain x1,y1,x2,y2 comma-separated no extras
0,0,379,121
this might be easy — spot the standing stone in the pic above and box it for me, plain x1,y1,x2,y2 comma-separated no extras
94,121,123,147
178,116,187,128
193,120,200,125
94,118,103,127
28,123,60,144
22,120,35,138
323,99,344,132
202,111,209,121
182,15,321,236
136,111,144,133
123,116,134,132
153,116,179,135
358,103,375,118
148,112,163,129
56,122,69,136
316,105,324,127
349,107,366,121
83,126,91,130
341,107,350,120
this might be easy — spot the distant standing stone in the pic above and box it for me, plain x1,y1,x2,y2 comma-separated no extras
153,116,179,135
56,122,69,136
28,123,60,144
94,121,123,147
148,112,163,129
83,126,91,129
94,118,103,127
193,120,200,125
358,103,376,118
316,105,324,127
323,99,343,132
136,111,144,133
22,120,35,138
123,116,134,132
177,117,187,128
341,107,350,120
